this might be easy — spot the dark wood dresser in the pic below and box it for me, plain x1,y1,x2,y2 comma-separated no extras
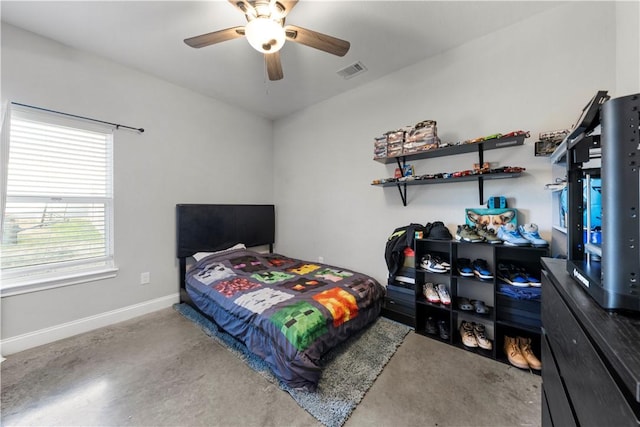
541,258,640,426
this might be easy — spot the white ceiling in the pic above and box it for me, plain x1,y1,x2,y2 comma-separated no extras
1,1,562,120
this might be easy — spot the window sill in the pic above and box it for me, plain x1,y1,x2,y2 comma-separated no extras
1,267,119,297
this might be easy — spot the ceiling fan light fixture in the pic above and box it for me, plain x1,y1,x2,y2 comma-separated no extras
245,18,285,53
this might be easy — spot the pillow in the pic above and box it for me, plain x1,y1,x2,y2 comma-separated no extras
185,256,197,272
192,243,246,261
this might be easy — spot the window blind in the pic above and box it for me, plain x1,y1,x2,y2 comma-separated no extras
1,108,114,281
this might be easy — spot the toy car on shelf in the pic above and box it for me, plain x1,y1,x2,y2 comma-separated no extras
419,173,436,180
490,166,526,174
502,130,530,138
503,166,526,173
467,137,485,144
452,170,473,177
483,133,502,141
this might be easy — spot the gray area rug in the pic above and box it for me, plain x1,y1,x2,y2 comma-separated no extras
174,303,411,427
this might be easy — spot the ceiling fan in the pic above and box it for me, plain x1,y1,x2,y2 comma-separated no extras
184,0,350,81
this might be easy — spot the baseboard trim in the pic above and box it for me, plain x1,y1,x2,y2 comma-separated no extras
1,293,179,356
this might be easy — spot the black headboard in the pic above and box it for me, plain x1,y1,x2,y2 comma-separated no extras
176,204,275,258
176,204,275,296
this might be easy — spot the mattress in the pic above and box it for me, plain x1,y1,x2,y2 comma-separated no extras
185,248,385,391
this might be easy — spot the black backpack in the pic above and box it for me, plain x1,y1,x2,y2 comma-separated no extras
385,223,427,281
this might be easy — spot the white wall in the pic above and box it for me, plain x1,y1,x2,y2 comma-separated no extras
273,2,629,286
1,24,273,344
616,0,640,95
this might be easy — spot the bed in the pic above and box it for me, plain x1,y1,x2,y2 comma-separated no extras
176,204,386,391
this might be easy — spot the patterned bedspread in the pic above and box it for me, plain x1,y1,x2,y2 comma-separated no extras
185,248,386,391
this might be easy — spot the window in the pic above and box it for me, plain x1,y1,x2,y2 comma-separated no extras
1,104,116,295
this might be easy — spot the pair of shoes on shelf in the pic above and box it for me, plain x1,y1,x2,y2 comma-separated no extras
425,316,438,334
518,223,549,247
456,258,474,277
426,316,450,340
456,224,502,244
458,297,473,311
497,223,549,247
423,283,451,305
475,225,502,244
456,224,483,243
457,297,489,314
472,259,493,280
471,299,489,314
504,336,541,370
496,223,530,246
460,321,492,350
456,258,493,280
497,263,540,287
421,254,450,273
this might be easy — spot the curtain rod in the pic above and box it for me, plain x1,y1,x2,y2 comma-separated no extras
11,102,144,133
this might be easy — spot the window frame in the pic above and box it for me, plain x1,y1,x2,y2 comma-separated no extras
0,104,117,296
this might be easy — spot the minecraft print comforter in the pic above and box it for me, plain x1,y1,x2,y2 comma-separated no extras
185,248,385,391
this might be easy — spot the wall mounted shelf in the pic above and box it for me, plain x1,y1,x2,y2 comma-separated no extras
372,134,526,205
371,172,523,206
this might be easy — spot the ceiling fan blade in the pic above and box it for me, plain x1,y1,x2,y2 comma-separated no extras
227,0,256,17
265,52,284,81
284,25,350,57
275,0,298,18
184,27,246,48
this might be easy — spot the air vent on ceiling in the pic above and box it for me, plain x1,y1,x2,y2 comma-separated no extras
337,61,367,79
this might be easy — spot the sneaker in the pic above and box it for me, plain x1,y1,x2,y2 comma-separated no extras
474,225,502,244
426,221,453,240
460,321,478,348
504,336,529,369
527,276,541,287
473,323,493,350
456,224,483,243
435,283,451,305
425,316,438,335
472,259,493,280
420,254,448,273
497,263,529,287
423,282,440,303
438,320,450,340
518,337,541,370
436,256,451,270
456,258,474,277
511,263,541,287
518,223,549,248
496,223,531,246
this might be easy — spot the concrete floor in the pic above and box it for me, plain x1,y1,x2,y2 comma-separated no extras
1,308,541,427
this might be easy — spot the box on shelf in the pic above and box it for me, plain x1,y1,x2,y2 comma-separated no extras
373,136,387,159
405,125,435,142
404,120,439,153
534,129,569,157
403,137,438,154
385,130,405,144
465,208,518,232
387,141,403,157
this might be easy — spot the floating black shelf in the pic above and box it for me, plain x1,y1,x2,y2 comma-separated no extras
371,172,523,188
372,172,523,205
372,135,526,205
373,134,525,164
